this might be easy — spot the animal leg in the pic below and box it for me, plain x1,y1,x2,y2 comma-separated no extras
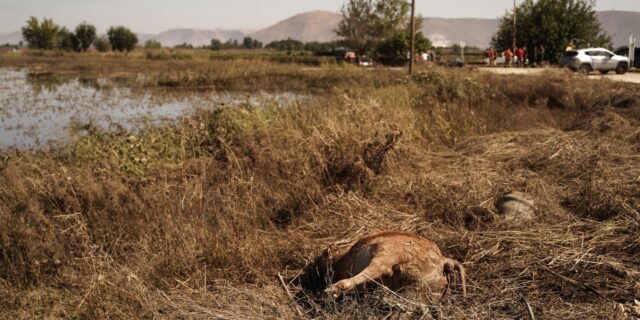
326,260,394,298
443,258,467,299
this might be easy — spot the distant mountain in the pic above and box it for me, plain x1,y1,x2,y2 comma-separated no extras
247,11,496,48
421,18,498,48
249,11,341,44
248,10,640,49
1,10,638,48
0,31,22,45
598,11,640,48
138,29,245,47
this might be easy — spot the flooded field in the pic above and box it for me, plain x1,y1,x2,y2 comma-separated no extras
1,58,640,319
0,68,306,149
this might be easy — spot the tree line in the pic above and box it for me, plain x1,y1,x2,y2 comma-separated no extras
19,10,425,64
207,37,340,56
22,17,138,52
209,37,264,50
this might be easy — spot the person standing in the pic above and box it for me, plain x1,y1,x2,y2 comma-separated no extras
504,48,513,67
538,43,546,65
488,47,497,66
565,41,575,52
516,47,526,67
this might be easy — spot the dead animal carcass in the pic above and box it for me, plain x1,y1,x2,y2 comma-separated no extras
300,231,466,299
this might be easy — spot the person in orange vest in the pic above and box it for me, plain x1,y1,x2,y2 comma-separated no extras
503,48,513,67
565,41,575,52
516,47,526,67
488,47,497,66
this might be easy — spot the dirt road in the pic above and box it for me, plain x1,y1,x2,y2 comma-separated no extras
479,67,640,84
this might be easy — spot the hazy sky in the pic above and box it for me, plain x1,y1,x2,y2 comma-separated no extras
1,0,639,34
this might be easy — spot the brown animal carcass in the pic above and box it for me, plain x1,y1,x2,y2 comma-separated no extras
321,231,466,299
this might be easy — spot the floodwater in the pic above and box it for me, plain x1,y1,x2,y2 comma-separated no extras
0,69,306,149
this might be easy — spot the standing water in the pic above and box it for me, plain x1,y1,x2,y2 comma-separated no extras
0,68,307,150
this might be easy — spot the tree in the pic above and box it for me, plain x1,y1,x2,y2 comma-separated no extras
336,0,410,54
376,29,432,64
145,39,162,49
75,22,96,52
492,0,611,63
242,37,254,49
374,0,411,37
210,39,223,50
58,28,79,52
22,17,62,49
93,36,111,52
107,26,138,52
238,37,263,49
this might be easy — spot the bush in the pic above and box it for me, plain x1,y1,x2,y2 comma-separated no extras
107,26,138,52
75,23,96,52
144,39,162,49
93,36,111,52
57,28,79,52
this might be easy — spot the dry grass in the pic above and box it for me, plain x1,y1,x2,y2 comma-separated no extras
0,50,369,93
1,60,640,319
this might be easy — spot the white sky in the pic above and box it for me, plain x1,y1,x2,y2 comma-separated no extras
1,0,639,34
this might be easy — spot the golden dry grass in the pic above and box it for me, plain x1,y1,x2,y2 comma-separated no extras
1,57,639,319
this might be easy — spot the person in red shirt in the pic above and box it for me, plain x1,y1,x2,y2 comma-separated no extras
516,47,526,67
503,48,513,67
488,47,497,66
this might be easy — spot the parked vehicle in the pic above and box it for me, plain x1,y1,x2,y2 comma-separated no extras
559,48,630,74
614,46,640,69
358,56,373,67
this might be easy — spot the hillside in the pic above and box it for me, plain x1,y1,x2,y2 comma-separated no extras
249,10,341,44
247,11,497,48
0,31,22,45
248,10,639,49
138,29,245,47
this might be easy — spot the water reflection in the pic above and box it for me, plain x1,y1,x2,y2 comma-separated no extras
0,68,307,150
26,72,69,94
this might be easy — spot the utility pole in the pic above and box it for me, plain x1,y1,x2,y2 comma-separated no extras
512,0,517,53
631,34,636,69
409,0,416,75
